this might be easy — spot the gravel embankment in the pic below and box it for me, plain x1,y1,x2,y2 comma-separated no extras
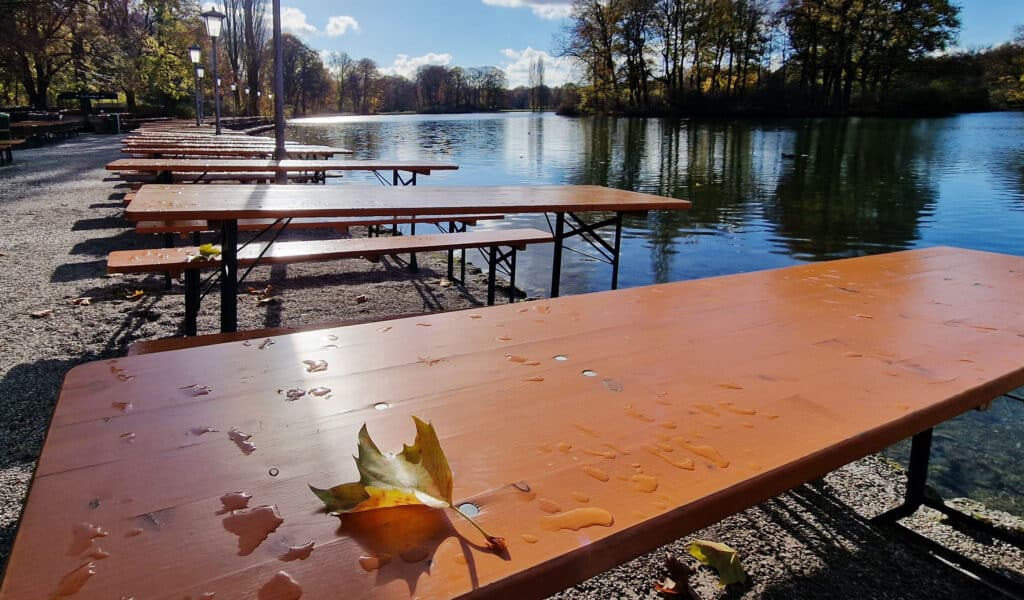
0,135,1021,599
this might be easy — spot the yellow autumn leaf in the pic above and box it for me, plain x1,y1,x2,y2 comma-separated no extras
199,243,222,258
310,416,505,552
689,540,747,586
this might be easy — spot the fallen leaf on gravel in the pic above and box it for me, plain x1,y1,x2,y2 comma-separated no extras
438,279,452,288
248,284,273,297
257,296,281,305
30,309,54,319
69,297,92,306
689,540,747,586
310,416,506,553
354,294,367,304
125,290,145,300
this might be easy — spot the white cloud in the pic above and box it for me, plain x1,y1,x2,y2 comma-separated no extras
281,6,318,36
326,15,359,36
501,47,576,87
380,53,453,79
482,0,573,20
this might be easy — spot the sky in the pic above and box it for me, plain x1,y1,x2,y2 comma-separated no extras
257,0,1024,88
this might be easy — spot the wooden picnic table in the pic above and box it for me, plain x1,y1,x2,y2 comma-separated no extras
3,247,1023,600
125,184,691,332
106,158,458,185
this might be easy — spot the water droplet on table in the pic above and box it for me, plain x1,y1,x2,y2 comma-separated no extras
581,369,597,377
374,402,390,411
228,428,256,454
309,387,331,397
582,465,610,482
556,441,572,453
675,439,730,468
540,507,614,531
571,491,590,503
219,492,252,512
358,554,391,572
257,571,302,600
281,541,315,561
54,562,96,597
631,474,659,493
520,534,539,544
223,506,284,556
302,360,327,373
537,498,562,514
285,389,306,401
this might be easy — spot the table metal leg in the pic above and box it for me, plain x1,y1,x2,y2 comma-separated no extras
220,220,238,333
872,425,1024,599
184,270,200,336
550,212,565,298
487,246,498,306
611,213,623,290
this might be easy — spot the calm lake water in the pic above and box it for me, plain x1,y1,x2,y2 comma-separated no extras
288,112,1024,515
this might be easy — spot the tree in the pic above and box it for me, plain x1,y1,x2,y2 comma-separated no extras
0,0,83,108
328,51,353,111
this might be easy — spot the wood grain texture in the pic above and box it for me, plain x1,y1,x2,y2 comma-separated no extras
5,247,1024,600
125,184,692,221
107,228,553,272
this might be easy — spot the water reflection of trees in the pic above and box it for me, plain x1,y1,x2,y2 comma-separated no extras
765,119,939,260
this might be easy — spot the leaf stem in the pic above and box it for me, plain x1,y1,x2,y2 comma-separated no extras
451,506,507,553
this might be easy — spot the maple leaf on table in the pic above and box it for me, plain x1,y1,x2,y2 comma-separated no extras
310,416,506,552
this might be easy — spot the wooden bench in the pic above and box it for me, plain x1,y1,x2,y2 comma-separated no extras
0,139,25,165
127,312,429,355
108,228,552,335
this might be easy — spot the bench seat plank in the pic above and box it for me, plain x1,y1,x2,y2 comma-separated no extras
4,247,1024,600
108,228,552,273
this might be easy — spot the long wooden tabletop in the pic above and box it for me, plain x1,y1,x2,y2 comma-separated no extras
125,184,691,220
107,158,458,175
3,247,1024,599
123,147,351,158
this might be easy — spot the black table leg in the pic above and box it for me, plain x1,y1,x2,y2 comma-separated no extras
220,220,238,333
550,212,565,298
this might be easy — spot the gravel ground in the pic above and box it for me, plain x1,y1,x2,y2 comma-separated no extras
1,135,1022,599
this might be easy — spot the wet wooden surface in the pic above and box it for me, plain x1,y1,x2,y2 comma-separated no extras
125,184,692,221
4,247,1024,600
107,228,553,272
106,158,459,175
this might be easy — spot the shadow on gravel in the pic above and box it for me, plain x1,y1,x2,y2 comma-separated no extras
67,229,140,257
71,215,129,231
0,358,81,470
50,259,107,283
754,483,997,599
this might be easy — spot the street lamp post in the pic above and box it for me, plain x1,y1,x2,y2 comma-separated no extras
200,7,226,134
243,87,250,117
188,44,201,126
195,65,205,124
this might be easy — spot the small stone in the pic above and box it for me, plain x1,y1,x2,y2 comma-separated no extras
354,294,368,304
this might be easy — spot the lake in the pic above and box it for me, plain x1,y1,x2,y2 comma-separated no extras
288,111,1024,516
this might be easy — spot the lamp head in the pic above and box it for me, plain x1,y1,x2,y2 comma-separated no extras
196,65,205,79
188,44,201,64
200,7,226,38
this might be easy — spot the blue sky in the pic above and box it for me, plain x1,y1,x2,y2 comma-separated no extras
270,1,1024,87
